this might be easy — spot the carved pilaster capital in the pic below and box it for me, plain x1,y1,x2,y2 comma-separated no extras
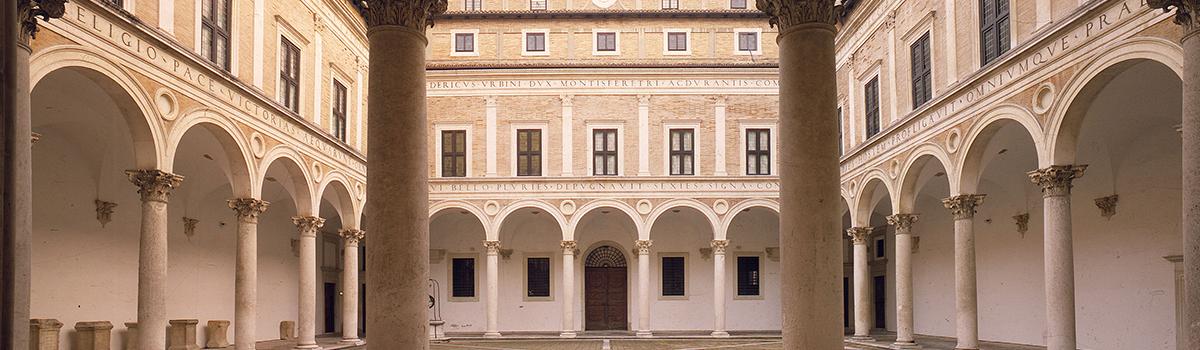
483,240,502,254
228,198,270,223
942,194,986,220
886,214,918,232
710,240,729,254
313,14,327,33
756,0,837,32
31,132,42,145
484,96,499,107
359,0,449,31
846,227,872,245
292,216,326,237
637,95,651,106
1150,0,1200,36
559,94,574,107
339,228,366,245
126,170,184,203
883,11,897,30
635,240,653,255
560,240,578,254
18,0,69,48
1028,165,1086,197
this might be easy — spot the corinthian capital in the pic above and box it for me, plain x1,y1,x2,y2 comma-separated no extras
846,227,872,245
18,0,68,47
886,214,918,232
228,198,270,222
292,216,326,237
483,240,502,254
339,228,366,244
360,0,449,31
756,0,837,31
126,170,184,203
710,240,729,254
560,240,578,254
942,194,986,220
1150,0,1200,33
635,240,653,255
1028,165,1087,198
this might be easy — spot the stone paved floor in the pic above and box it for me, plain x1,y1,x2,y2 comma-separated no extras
256,336,364,350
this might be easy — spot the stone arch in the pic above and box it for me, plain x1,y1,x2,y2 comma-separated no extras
491,199,569,241
166,109,256,197
718,198,780,240
317,172,358,229
568,199,645,241
30,46,163,169
430,200,490,235
1048,37,1184,165
897,144,956,213
644,199,721,240
256,146,314,215
853,170,896,227
581,241,631,267
955,104,1047,194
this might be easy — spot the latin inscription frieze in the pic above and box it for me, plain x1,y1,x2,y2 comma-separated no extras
429,180,781,194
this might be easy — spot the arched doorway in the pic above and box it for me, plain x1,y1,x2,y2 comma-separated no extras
584,245,628,331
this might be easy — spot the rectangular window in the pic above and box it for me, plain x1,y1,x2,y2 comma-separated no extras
662,0,679,9
441,130,467,178
737,32,759,52
526,33,547,52
661,256,686,296
746,129,771,175
980,0,1011,65
464,0,482,10
864,77,880,138
667,32,688,52
200,0,232,70
669,129,694,176
911,32,933,109
454,33,475,53
526,257,551,298
596,32,617,52
593,129,618,176
874,236,886,260
105,0,125,7
279,38,301,113
516,129,542,176
531,0,548,10
736,256,760,296
332,81,348,142
731,0,747,8
451,258,476,298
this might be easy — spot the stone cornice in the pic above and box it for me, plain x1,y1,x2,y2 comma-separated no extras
436,9,769,20
426,62,780,71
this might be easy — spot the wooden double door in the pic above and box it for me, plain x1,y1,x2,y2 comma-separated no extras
584,266,628,330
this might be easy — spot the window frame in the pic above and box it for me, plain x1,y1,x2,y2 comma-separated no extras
278,37,302,113
734,254,764,299
910,31,933,109
435,124,473,178
587,123,624,176
864,75,881,138
873,234,887,260
522,29,551,56
663,29,691,55
661,0,680,9
523,254,554,301
593,30,621,56
530,0,548,10
448,254,479,302
450,30,480,57
511,123,548,177
662,121,700,176
199,0,233,71
740,123,776,176
733,28,763,55
658,253,689,300
331,80,349,142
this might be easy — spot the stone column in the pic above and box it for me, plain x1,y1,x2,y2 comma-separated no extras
362,3,446,348
29,319,63,350
1150,5,1200,349
846,227,873,341
338,228,365,345
887,214,919,348
710,240,729,337
291,216,324,349
127,170,184,350
1029,165,1086,350
483,240,501,337
943,194,985,350
74,321,113,350
635,240,653,337
229,198,270,350
758,2,842,348
560,240,577,337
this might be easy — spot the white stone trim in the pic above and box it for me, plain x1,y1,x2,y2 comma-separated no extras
943,0,958,84
450,29,481,57
900,11,939,105
435,123,475,178
661,120,702,176
586,121,626,176
662,28,692,56
158,0,174,34
521,29,551,57
731,28,763,56
312,29,324,125
714,97,728,176
656,252,690,300
510,122,550,177
592,29,621,56
522,253,556,302
447,253,481,302
275,19,307,113
737,121,778,176
485,96,498,177
251,0,265,88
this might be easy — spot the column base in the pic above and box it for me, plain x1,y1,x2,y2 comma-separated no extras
849,335,875,341
635,330,652,338
293,343,321,350
338,338,364,346
483,332,502,338
559,331,577,338
891,341,921,349
710,331,730,338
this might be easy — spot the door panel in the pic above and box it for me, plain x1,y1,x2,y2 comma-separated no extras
584,267,628,331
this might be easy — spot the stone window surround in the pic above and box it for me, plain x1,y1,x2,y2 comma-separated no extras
732,28,763,56
662,28,693,56
586,121,626,176
855,62,883,141
662,120,702,176
509,122,549,177
738,120,777,177
900,10,940,101
193,0,240,75
447,252,481,302
592,29,621,56
656,252,690,300
522,253,556,302
521,29,551,57
732,252,765,300
450,29,481,57
435,123,475,178
275,17,310,115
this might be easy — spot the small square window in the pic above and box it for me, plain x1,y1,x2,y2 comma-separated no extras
737,32,759,53
454,33,475,53
662,0,679,9
531,0,548,10
730,0,747,9
526,33,547,52
596,32,618,52
874,236,886,260
464,0,482,11
667,32,688,52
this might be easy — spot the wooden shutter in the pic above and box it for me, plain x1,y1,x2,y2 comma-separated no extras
865,77,880,137
911,32,932,108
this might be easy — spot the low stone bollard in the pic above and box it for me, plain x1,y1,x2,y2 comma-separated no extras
278,321,296,340
74,321,113,350
167,319,199,350
204,320,230,348
29,319,63,350
123,322,137,350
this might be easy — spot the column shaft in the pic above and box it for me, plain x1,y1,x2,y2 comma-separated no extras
292,217,323,349
2,28,32,350
848,228,873,340
339,229,364,344
484,241,501,337
710,240,729,337
230,199,268,350
560,241,577,337
128,170,183,350
888,214,919,348
635,240,652,337
1184,23,1200,350
1030,165,1085,350
944,194,984,350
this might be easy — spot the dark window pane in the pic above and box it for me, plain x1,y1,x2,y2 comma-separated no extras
746,129,771,175
280,38,301,113
911,32,933,109
738,32,758,52
662,257,686,296
455,33,475,52
517,129,542,176
737,256,760,296
526,33,546,52
667,32,688,51
527,258,551,297
864,77,880,138
730,0,747,9
597,33,617,52
464,0,482,10
441,130,467,177
593,129,618,175
670,129,694,175
452,258,476,298
662,0,679,9
980,0,1011,65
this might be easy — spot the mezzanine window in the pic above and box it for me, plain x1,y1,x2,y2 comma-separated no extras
526,33,547,53
667,32,689,52
596,32,618,52
738,32,759,53
200,0,232,71
455,33,476,53
662,0,679,9
464,0,482,11
531,0,548,10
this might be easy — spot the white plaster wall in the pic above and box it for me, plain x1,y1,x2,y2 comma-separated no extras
647,210,715,331
497,214,565,332
430,213,488,333
722,208,781,331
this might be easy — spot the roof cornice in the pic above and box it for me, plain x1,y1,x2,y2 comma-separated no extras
435,9,770,20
